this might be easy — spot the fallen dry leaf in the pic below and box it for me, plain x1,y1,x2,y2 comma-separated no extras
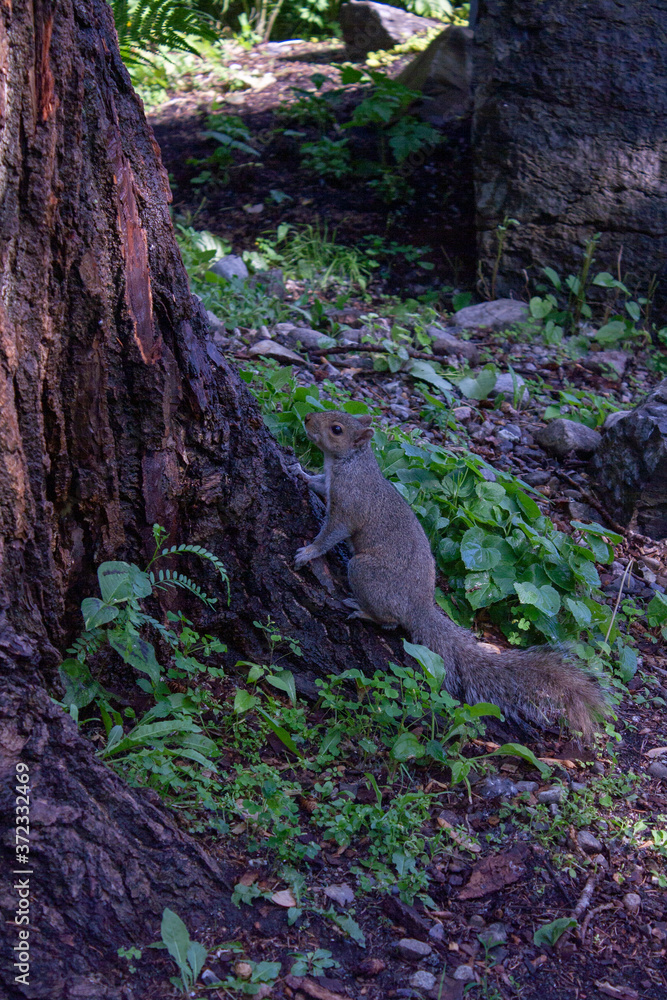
285,975,349,1000
645,746,667,758
271,888,296,908
458,844,529,899
594,981,639,999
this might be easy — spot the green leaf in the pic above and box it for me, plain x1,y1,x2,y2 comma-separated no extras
332,913,365,947
408,359,453,396
234,688,258,714
403,640,445,687
460,527,501,571
529,296,553,319
265,669,297,706
570,520,623,545
161,909,191,979
543,266,561,290
514,582,561,616
647,592,667,626
595,320,626,345
81,597,119,630
544,558,575,590
617,642,638,682
425,739,448,762
187,941,208,982
58,658,102,710
458,366,497,400
98,561,135,603
488,743,552,777
515,492,541,520
390,732,425,761
534,917,577,947
564,597,592,626
109,632,161,684
256,707,302,757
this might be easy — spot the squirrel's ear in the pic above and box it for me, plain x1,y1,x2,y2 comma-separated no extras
354,428,374,445
356,414,373,427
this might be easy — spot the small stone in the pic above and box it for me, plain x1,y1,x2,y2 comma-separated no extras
390,404,411,420
592,762,605,775
549,802,560,816
452,405,473,422
623,892,642,913
396,938,432,961
582,350,628,377
477,922,508,948
577,830,603,854
489,372,528,402
479,776,519,799
534,418,601,458
571,781,587,792
428,923,445,942
208,255,249,281
246,340,304,364
468,915,486,928
521,470,551,487
449,299,530,332
498,424,522,444
453,965,476,982
538,786,566,805
409,970,437,991
593,854,609,869
515,781,539,794
430,328,480,364
201,969,221,986
356,957,387,976
647,762,667,780
206,309,225,333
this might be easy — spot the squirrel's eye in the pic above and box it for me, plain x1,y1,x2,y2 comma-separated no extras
331,425,343,435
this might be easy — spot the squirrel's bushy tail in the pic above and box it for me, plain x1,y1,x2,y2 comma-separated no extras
411,607,607,739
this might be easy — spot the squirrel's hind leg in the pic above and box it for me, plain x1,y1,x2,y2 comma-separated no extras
347,554,404,627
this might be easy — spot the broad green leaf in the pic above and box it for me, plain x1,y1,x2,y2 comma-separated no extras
544,558,575,590
570,520,623,544
529,296,553,319
109,632,161,684
81,597,119,630
534,917,577,947
98,561,134,603
403,640,445,687
409,359,453,396
58,658,102,710
458,366,497,401
186,941,208,982
390,732,425,761
266,669,297,706
438,537,460,562
514,581,561,616
233,688,258,714
161,909,191,977
461,527,501,570
515,492,541,520
647,592,667,626
425,739,448,762
332,913,365,947
617,642,638,682
543,266,561,290
595,320,626,345
475,481,506,504
564,597,592,626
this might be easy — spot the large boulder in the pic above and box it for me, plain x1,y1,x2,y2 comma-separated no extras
591,380,667,539
397,25,474,125
472,1,667,320
340,1,439,57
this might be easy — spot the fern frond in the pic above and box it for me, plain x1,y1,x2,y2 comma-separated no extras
149,568,218,608
67,628,105,663
111,0,219,65
156,543,230,601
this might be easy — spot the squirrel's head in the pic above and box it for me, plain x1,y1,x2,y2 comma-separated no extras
304,410,373,457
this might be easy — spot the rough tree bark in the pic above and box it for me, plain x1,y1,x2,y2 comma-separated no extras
472,0,667,316
0,3,403,997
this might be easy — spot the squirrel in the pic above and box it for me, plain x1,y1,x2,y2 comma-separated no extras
295,410,607,738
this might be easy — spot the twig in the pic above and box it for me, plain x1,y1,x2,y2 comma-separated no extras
308,343,459,362
605,559,634,644
573,872,599,920
580,901,616,946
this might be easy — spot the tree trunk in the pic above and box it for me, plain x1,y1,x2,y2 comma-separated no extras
472,0,667,318
0,3,402,996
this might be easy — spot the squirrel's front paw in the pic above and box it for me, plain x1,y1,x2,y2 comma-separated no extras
295,544,318,568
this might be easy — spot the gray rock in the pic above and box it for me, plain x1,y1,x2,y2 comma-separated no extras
429,327,480,364
603,410,631,430
453,965,476,982
647,761,667,781
591,380,667,540
409,970,437,991
390,404,411,420
452,405,473,421
582,350,628,378
477,922,508,948
488,372,529,402
208,255,249,281
498,423,522,444
472,2,666,321
396,938,432,961
340,1,438,56
449,299,529,331
206,309,225,333
577,830,602,854
623,892,642,913
250,268,285,300
246,340,304,364
397,26,473,126
272,323,334,350
428,923,445,942
515,780,539,794
521,470,550,487
534,418,601,458
537,786,566,805
479,776,519,799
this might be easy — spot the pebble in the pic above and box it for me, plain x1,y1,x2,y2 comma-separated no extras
477,922,508,948
428,923,445,942
534,418,601,458
397,938,432,961
577,830,603,854
468,914,486,928
623,892,642,913
208,254,249,281
452,405,473,422
453,965,476,982
647,762,667,780
515,781,539,794
409,970,437,991
489,372,529,402
538,786,566,805
247,340,304,363
390,404,411,420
